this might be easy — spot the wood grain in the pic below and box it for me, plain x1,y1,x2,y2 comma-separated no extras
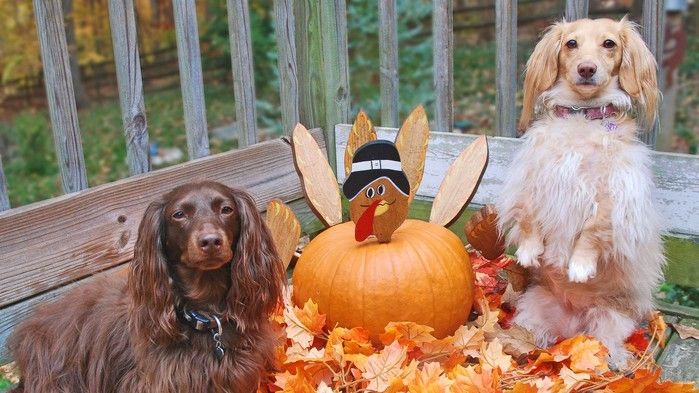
465,204,505,260
0,130,326,308
640,0,665,148
495,0,517,138
378,0,399,128
432,0,454,133
108,0,150,174
565,0,589,21
265,199,301,270
344,111,377,177
173,0,210,159
33,0,88,193
336,125,699,237
227,0,258,147
273,0,300,135
0,156,8,212
429,135,488,227
291,124,342,227
394,106,430,204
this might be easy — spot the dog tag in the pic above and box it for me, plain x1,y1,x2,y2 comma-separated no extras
214,345,225,360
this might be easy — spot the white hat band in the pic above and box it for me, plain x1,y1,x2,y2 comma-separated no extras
351,159,402,172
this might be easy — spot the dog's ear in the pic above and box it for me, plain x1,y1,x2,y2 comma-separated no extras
226,189,284,332
128,200,180,343
618,17,659,125
520,22,564,132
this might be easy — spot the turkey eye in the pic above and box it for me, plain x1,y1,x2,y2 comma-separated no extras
221,206,233,214
365,187,375,199
602,39,616,49
377,184,386,195
566,39,578,49
172,210,185,219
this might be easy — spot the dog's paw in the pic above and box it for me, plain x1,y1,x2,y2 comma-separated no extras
607,346,632,371
568,255,597,283
515,237,544,268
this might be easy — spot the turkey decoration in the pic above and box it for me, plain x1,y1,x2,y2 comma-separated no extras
290,106,489,339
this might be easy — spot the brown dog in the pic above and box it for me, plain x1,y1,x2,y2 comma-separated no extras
10,181,284,392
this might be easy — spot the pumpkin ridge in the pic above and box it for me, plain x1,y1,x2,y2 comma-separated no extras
409,231,438,329
326,238,356,325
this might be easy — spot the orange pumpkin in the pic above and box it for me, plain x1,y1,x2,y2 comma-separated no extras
292,219,474,339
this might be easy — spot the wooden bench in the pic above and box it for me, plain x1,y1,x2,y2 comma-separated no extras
1,124,698,387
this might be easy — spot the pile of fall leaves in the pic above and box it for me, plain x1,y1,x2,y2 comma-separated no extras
261,251,696,392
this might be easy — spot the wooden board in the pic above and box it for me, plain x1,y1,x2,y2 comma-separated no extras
657,318,699,384
0,130,326,309
378,0,399,128
273,0,300,135
394,106,429,204
335,125,699,238
266,199,301,270
344,111,377,177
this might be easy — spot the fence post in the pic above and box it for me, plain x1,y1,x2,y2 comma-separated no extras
273,0,300,136
0,156,9,211
641,0,665,148
433,0,454,133
33,0,88,193
108,0,151,175
379,0,399,128
495,0,517,138
295,0,349,169
227,0,258,147
565,0,589,21
173,0,210,159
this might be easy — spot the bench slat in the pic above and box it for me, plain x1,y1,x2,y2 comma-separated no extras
378,0,400,128
335,125,699,238
432,0,454,133
273,0,300,135
657,319,699,384
495,0,517,138
0,130,325,309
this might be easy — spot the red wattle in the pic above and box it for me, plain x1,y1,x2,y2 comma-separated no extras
355,200,381,241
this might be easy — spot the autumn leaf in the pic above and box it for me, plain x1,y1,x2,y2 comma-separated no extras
480,339,513,373
406,362,453,392
451,325,485,358
549,336,609,373
449,364,500,393
284,298,327,348
273,370,316,393
381,321,437,349
604,368,696,392
361,341,410,391
626,328,651,353
558,365,590,391
671,322,699,340
648,311,668,348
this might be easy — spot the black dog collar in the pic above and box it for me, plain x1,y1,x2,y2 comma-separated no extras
179,308,230,360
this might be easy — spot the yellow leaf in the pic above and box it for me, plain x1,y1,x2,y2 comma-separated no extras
451,325,485,358
449,364,500,393
381,321,437,349
473,298,499,336
648,311,667,348
480,339,513,373
285,344,328,364
273,370,316,393
550,336,608,373
407,362,453,392
559,365,590,391
361,341,409,392
284,299,326,348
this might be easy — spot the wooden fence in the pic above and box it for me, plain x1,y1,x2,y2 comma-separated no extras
0,0,669,209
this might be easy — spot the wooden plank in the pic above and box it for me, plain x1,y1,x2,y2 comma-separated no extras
173,0,210,159
378,0,399,128
294,0,325,131
0,156,8,212
495,0,517,138
33,0,88,193
640,0,665,148
335,125,699,237
273,0,300,135
0,130,326,309
108,0,150,175
432,0,454,133
657,322,699,384
565,0,589,21
227,0,258,146
320,0,350,169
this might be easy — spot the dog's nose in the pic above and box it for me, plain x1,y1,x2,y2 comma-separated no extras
577,62,597,79
198,233,223,252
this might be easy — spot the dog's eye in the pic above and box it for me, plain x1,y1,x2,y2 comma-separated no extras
602,39,616,49
565,39,577,49
172,210,185,219
365,187,375,199
377,184,386,196
221,206,234,215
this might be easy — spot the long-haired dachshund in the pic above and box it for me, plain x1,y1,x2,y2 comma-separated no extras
10,181,284,392
497,18,663,368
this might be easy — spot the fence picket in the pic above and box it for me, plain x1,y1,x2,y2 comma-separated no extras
379,0,399,128
495,0,517,138
173,1,210,159
0,157,8,211
565,0,589,21
433,0,454,133
641,0,665,148
33,0,88,193
227,0,258,147
108,0,150,175
273,0,300,136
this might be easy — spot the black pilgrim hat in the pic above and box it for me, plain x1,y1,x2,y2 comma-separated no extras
342,140,410,200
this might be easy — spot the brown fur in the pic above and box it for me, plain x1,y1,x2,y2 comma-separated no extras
9,181,284,393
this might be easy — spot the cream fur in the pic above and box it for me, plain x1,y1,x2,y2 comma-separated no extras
497,18,664,369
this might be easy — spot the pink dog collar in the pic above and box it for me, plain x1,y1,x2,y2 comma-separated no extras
553,104,618,120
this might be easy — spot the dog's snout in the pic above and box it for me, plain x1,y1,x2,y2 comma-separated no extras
577,62,597,79
198,233,223,251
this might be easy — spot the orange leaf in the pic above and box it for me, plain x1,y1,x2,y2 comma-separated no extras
380,321,437,349
361,341,410,392
605,368,697,393
648,311,668,348
480,339,513,373
449,364,500,393
549,336,609,373
284,298,326,348
407,362,453,392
